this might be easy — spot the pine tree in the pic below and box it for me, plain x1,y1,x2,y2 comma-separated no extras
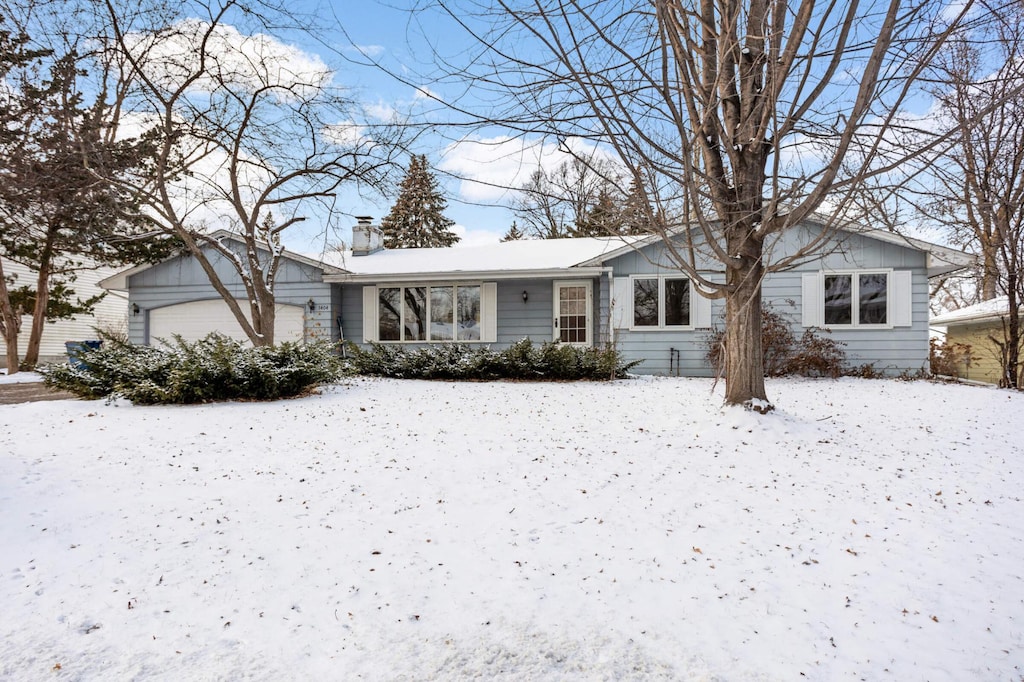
575,186,623,236
621,177,656,235
381,155,460,248
501,220,526,241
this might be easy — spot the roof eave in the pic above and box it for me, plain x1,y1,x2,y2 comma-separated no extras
325,266,611,283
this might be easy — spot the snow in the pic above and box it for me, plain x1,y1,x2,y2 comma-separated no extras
318,236,643,276
0,370,43,384
931,296,1017,326
1,376,1022,680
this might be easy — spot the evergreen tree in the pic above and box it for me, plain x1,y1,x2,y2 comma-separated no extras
0,35,175,371
575,186,623,236
381,155,460,248
501,220,526,241
621,176,656,235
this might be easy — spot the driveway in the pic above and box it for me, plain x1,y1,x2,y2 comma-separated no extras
0,382,77,404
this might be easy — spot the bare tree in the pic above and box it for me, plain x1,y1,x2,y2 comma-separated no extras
921,2,1024,387
513,155,622,238
99,0,399,346
425,0,973,407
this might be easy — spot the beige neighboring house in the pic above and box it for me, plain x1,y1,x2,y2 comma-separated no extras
931,296,1023,385
0,257,129,368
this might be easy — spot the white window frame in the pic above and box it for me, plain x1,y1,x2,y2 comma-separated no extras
821,269,893,329
367,282,495,343
628,275,694,331
552,280,593,347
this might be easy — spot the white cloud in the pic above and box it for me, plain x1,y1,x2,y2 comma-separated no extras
363,101,397,121
437,134,612,202
125,19,332,100
348,44,385,58
414,86,439,101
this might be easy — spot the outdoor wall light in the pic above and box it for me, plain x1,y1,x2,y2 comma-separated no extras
307,298,316,313
131,303,140,316
522,290,529,303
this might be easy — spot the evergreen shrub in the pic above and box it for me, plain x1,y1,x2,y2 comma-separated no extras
41,333,345,404
347,338,640,381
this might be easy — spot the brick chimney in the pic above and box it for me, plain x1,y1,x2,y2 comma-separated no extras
351,216,384,256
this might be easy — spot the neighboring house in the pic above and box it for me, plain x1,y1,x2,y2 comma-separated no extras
0,257,129,368
930,297,1023,385
102,218,973,376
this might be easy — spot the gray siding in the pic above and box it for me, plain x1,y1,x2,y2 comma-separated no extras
604,227,931,376
126,245,332,345
340,278,604,350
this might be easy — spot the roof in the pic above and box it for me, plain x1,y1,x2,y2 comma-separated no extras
930,296,1019,326
576,217,975,278
99,230,347,291
320,236,644,282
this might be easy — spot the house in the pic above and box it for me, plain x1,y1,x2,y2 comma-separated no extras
930,296,1023,385
101,217,973,376
0,257,129,368
98,230,343,348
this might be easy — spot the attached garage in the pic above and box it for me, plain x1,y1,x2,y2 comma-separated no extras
148,299,306,346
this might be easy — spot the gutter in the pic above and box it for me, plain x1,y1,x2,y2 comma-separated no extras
325,267,611,284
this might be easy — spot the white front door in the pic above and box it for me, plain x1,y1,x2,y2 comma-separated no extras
553,281,592,346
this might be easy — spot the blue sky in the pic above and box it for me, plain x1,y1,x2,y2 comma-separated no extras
282,1,532,252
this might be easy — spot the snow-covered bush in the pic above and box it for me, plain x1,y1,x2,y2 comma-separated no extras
41,334,345,404
347,339,639,380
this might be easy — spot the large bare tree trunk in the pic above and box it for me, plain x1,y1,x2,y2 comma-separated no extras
723,223,768,406
0,258,21,374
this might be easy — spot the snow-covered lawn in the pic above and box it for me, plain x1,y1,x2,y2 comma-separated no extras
0,369,43,384
1,377,1022,680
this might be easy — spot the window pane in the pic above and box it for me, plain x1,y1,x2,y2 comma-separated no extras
404,287,427,341
633,279,658,326
457,285,481,341
664,279,690,326
823,275,852,325
859,273,888,324
379,288,401,341
430,286,454,341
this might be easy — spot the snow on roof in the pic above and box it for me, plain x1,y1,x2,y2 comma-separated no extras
930,296,1017,326
319,236,645,279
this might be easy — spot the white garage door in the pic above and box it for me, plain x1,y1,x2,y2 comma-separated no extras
148,299,305,347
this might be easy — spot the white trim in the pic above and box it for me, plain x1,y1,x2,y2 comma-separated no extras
611,277,632,330
362,286,378,342
801,272,823,327
553,280,593,347
891,270,913,327
627,274,697,331
481,282,497,343
327,267,609,283
819,269,894,329
367,281,491,344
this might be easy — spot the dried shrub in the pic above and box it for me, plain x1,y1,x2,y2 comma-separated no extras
705,306,847,378
929,337,972,378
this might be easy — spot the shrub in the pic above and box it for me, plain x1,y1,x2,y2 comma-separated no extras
40,333,345,404
705,306,847,378
929,337,972,378
346,338,640,381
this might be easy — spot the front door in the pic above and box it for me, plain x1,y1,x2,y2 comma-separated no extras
554,281,592,346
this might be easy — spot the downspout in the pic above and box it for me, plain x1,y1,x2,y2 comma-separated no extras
606,269,614,348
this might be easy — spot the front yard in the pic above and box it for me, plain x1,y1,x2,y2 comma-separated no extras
1,376,1021,680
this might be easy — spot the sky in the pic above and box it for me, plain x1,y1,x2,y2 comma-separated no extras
102,0,973,257
2,373,1023,679
285,0,548,251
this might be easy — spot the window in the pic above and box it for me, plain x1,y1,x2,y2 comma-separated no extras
378,284,482,342
823,272,888,326
632,277,691,328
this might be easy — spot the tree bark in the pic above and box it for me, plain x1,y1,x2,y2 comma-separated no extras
20,228,56,369
723,225,768,407
0,258,21,374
